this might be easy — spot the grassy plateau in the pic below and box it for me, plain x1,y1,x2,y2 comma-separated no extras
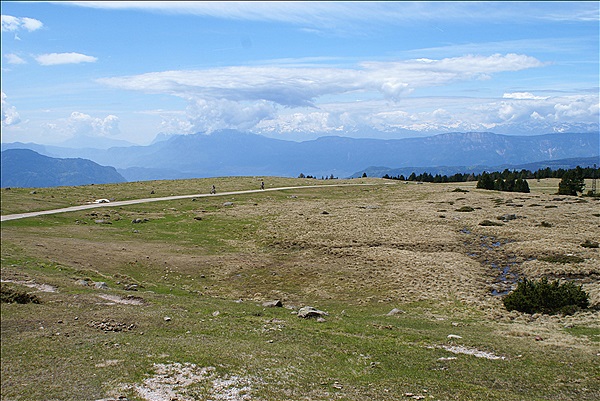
1,177,599,400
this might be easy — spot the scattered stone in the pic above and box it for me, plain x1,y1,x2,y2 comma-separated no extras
316,317,327,323
321,211,330,215
164,316,172,322
223,202,234,207
498,214,517,222
94,282,108,290
297,306,329,319
441,345,505,360
94,219,112,224
123,284,138,291
75,279,90,286
194,216,203,221
386,308,405,316
212,311,220,317
262,300,283,308
447,334,462,339
87,320,136,332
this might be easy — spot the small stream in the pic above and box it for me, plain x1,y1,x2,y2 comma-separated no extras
460,228,521,296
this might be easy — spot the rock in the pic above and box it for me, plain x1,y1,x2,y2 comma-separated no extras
386,308,405,316
321,211,330,215
94,219,112,224
498,214,517,222
164,316,172,322
75,279,90,286
447,334,462,339
297,306,329,319
123,284,138,291
94,282,108,289
194,216,203,221
262,300,283,308
132,218,142,224
223,202,234,207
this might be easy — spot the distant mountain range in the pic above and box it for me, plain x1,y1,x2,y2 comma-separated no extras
1,149,126,188
2,131,598,183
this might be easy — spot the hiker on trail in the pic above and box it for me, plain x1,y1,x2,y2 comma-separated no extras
210,185,216,194
260,181,265,190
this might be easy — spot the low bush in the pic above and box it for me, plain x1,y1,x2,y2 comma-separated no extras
503,277,589,315
0,286,41,304
479,219,504,226
539,254,585,264
580,239,599,248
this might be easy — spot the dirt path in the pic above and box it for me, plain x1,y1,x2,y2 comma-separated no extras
0,183,380,222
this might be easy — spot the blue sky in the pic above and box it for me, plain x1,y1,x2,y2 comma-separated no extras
1,1,598,146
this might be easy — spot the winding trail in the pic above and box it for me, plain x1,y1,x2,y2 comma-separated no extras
1,183,379,222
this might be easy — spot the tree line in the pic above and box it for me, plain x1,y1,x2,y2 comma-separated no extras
381,165,599,195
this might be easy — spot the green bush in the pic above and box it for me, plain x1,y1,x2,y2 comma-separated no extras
503,277,589,315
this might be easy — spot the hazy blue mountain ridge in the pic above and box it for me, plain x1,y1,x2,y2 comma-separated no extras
2,131,598,181
1,149,126,188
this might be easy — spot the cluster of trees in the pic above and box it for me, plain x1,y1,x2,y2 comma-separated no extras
476,171,530,193
382,172,477,183
381,165,598,196
298,173,338,180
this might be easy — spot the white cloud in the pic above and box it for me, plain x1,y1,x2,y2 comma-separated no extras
1,92,21,128
99,53,545,133
43,112,121,139
4,53,26,64
35,52,98,66
1,15,43,32
503,92,549,100
101,54,544,104
58,2,600,26
254,93,599,137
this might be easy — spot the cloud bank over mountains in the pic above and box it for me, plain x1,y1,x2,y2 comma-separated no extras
1,2,597,145
98,54,597,137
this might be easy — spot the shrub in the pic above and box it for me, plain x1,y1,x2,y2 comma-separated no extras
0,286,41,304
503,277,589,315
455,206,475,212
479,219,504,226
580,240,599,249
539,254,585,264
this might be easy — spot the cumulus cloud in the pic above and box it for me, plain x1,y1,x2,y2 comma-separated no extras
503,92,549,100
1,91,21,128
35,52,98,66
43,112,120,139
100,54,543,107
254,92,599,137
4,53,26,64
1,15,43,32
98,53,545,133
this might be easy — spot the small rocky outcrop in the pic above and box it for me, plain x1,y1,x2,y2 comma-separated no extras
297,306,328,319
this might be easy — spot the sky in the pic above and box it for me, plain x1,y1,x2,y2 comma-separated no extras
1,1,599,146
